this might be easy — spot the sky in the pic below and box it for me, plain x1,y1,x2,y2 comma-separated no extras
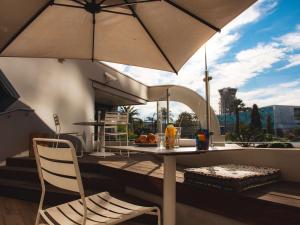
106,0,300,119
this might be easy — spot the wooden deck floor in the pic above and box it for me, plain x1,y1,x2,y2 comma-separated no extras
1,154,300,225
0,196,37,225
0,196,149,225
77,153,300,225
81,153,185,182
81,153,300,209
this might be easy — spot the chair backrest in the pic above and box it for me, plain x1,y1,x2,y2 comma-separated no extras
33,138,84,194
104,112,128,125
53,114,60,126
53,114,61,132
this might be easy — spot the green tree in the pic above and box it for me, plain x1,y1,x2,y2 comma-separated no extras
132,117,144,135
146,113,156,133
227,124,266,147
175,111,197,127
231,98,246,135
250,104,262,130
294,127,300,137
120,106,139,124
175,112,199,138
159,107,174,124
266,114,273,134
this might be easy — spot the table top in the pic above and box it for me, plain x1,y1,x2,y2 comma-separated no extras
73,121,104,126
104,145,207,156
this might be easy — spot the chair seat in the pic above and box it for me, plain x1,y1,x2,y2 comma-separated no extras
59,132,80,135
105,132,127,136
40,192,157,225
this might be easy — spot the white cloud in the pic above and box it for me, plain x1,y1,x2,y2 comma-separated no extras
133,101,193,120
107,0,274,88
105,0,300,117
212,43,286,87
278,24,300,50
207,42,286,111
223,0,278,32
278,54,300,70
238,79,300,107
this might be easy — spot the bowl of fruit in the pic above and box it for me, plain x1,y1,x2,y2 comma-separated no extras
134,133,157,147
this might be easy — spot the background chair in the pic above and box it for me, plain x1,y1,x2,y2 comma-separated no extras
104,112,129,156
53,113,85,157
33,138,160,225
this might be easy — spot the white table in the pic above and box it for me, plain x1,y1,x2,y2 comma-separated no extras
104,145,205,225
73,121,115,157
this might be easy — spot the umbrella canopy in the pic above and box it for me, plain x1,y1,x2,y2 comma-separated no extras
0,0,256,73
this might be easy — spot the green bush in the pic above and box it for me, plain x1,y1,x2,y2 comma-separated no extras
256,142,294,148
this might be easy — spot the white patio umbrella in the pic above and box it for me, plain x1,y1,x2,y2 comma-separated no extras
0,0,256,73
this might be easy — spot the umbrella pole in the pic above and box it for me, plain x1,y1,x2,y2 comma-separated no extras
167,88,170,124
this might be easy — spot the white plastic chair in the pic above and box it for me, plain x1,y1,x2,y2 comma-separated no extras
104,112,129,156
33,138,161,225
53,113,85,157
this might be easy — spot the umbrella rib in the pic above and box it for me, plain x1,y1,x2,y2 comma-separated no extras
92,13,96,61
70,0,85,6
164,0,221,33
98,0,107,5
124,0,178,74
0,1,52,54
52,3,84,9
101,9,134,16
101,0,160,9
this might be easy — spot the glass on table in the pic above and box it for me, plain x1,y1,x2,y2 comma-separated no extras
174,127,182,148
155,133,165,148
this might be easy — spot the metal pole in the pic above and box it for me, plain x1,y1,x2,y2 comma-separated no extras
224,101,227,133
203,47,212,132
157,101,162,133
167,88,170,124
163,155,177,225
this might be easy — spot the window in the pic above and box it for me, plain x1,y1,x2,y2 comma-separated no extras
294,108,300,120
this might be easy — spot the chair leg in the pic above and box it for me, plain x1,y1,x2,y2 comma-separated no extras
55,134,60,148
35,189,45,225
147,207,161,225
34,212,41,225
156,207,161,225
77,135,85,158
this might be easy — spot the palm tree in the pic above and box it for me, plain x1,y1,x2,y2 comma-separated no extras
146,113,156,133
250,104,262,130
120,106,139,124
231,98,246,135
266,114,273,134
159,107,174,124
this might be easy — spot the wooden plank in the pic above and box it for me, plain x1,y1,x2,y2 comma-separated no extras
84,198,122,218
0,197,27,225
264,182,300,196
0,196,148,225
37,145,73,161
0,197,5,225
42,169,79,193
14,198,38,225
40,157,77,177
97,159,184,182
255,193,300,208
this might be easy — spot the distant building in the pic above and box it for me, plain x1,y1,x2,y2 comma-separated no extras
219,88,237,114
217,105,300,136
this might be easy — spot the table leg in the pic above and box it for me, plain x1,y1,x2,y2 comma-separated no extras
90,126,114,157
163,155,176,225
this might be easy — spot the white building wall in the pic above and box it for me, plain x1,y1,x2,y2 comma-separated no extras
0,58,95,159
